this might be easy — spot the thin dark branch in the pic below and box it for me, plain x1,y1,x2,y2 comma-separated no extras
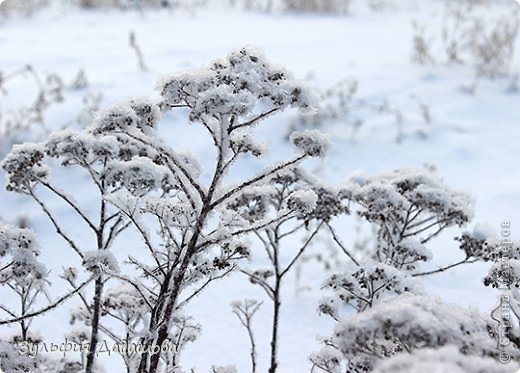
326,222,359,266
40,181,98,232
176,267,234,310
412,258,479,277
240,269,275,299
230,107,279,132
30,192,84,259
210,155,307,210
0,277,93,325
281,221,324,278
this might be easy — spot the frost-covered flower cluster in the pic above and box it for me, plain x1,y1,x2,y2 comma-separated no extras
82,250,119,275
158,47,316,123
310,167,515,372
287,189,318,214
320,262,422,314
342,168,473,270
2,143,48,193
290,130,331,157
0,223,46,287
315,294,511,372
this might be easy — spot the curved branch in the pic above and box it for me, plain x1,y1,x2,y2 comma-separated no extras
281,221,324,278
30,191,84,259
40,181,98,232
0,277,93,326
210,155,307,210
412,258,479,277
326,222,359,266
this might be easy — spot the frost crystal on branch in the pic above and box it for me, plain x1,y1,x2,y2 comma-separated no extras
1,143,49,193
288,189,318,214
82,250,119,275
290,130,331,157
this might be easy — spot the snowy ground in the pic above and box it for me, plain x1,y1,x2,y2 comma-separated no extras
1,1,520,371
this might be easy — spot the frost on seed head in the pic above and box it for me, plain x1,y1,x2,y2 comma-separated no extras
290,130,331,157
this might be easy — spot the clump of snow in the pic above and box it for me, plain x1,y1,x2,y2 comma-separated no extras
103,157,173,195
1,142,49,193
82,250,119,275
372,345,518,373
333,293,497,361
310,346,343,373
229,132,268,157
471,223,496,241
290,130,331,157
91,103,139,134
322,261,423,313
288,189,318,213
102,284,148,317
394,238,433,262
127,96,161,135
0,223,47,286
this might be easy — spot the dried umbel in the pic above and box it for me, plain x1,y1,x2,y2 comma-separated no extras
343,168,473,270
2,47,327,373
315,294,514,372
311,167,509,372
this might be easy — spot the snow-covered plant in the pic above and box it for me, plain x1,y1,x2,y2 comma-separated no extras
343,168,473,270
0,65,94,158
0,65,64,157
234,166,348,373
2,47,320,372
1,107,142,371
443,0,519,78
319,261,422,315
228,0,275,13
410,20,434,65
311,168,502,371
74,0,207,11
318,168,481,316
129,31,147,72
0,223,85,372
0,223,47,345
107,47,320,373
231,299,262,373
313,293,515,372
0,0,49,16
